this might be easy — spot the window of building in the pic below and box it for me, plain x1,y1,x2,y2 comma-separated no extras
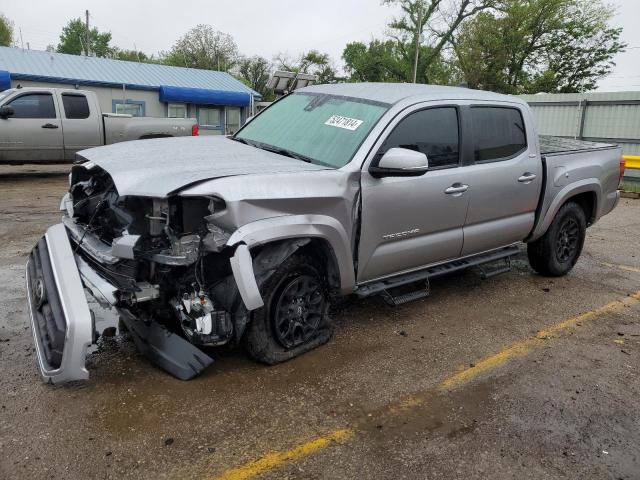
7,93,56,119
378,107,460,169
225,107,241,135
112,100,145,117
471,107,527,162
198,107,222,129
168,103,187,118
61,94,90,119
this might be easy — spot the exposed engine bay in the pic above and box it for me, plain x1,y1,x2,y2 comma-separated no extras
66,163,244,357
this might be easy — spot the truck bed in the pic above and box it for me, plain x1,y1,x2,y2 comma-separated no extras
539,135,618,156
530,135,622,241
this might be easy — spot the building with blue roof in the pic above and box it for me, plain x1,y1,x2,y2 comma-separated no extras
0,46,260,135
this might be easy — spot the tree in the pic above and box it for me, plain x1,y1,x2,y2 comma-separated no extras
237,55,274,100
453,0,625,93
0,14,13,47
162,25,238,71
541,1,625,92
343,39,455,84
112,48,153,63
275,50,341,84
56,18,113,57
381,0,497,83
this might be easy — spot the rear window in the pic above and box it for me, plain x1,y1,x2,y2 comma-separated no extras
61,94,90,119
471,107,527,162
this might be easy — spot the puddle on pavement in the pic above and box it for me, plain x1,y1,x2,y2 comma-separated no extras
360,380,495,442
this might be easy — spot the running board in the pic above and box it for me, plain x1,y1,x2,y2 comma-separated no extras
355,245,520,299
381,280,430,307
478,257,512,279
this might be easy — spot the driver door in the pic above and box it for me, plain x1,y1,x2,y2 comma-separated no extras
357,105,470,283
0,91,63,162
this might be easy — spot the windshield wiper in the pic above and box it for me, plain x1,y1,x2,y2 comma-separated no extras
231,137,252,146
255,143,314,163
233,137,315,164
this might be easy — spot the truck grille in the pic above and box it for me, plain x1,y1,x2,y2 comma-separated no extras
27,238,67,369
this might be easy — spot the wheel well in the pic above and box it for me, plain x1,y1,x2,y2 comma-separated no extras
565,192,596,225
250,238,342,294
298,239,342,293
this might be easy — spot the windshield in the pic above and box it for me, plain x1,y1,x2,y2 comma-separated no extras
235,92,389,168
0,89,14,103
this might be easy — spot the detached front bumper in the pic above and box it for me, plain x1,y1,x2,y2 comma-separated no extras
26,222,217,384
25,223,94,384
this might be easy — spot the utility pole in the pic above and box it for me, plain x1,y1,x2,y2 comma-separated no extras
85,10,90,56
412,2,422,84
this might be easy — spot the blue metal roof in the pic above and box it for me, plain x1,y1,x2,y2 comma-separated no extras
0,46,259,98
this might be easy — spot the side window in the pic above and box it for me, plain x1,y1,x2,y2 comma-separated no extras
112,100,145,117
168,103,187,118
7,93,56,119
61,94,90,119
379,107,460,169
471,107,527,162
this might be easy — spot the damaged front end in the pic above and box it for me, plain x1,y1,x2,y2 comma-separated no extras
26,163,259,384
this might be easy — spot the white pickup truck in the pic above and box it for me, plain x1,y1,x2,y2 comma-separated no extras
0,87,198,164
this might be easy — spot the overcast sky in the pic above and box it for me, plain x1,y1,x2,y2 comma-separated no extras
2,0,639,91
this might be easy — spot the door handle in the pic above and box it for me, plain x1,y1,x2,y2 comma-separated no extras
444,183,469,195
42,123,59,129
518,173,537,183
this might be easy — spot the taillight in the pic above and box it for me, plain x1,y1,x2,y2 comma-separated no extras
191,124,199,136
619,156,626,184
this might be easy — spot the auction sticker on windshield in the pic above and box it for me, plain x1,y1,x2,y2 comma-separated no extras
325,115,364,131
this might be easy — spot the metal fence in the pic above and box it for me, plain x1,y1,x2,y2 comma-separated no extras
519,91,640,188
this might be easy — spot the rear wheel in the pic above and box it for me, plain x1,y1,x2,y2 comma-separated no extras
244,253,332,365
527,201,586,277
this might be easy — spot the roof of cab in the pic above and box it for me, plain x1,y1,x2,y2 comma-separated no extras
300,82,523,106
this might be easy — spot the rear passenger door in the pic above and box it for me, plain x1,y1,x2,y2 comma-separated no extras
460,105,542,256
0,92,63,162
59,92,102,159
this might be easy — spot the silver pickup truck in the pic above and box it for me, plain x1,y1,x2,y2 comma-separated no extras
0,87,198,163
25,83,623,383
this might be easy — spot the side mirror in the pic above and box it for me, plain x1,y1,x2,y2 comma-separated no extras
0,106,14,119
369,147,429,178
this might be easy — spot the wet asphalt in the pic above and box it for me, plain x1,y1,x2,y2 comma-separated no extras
0,175,639,480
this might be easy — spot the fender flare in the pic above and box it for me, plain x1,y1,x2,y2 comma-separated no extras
227,215,355,311
529,178,602,241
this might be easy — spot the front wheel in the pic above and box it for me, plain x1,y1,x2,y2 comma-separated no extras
527,201,587,277
243,253,333,365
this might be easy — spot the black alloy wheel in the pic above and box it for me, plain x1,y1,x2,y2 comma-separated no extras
273,275,325,349
244,252,333,365
556,217,580,263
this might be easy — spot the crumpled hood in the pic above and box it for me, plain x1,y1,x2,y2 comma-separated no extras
77,135,328,197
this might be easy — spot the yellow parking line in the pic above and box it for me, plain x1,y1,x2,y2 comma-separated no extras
440,339,536,390
602,262,640,274
209,290,640,480
442,292,639,390
212,429,354,480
